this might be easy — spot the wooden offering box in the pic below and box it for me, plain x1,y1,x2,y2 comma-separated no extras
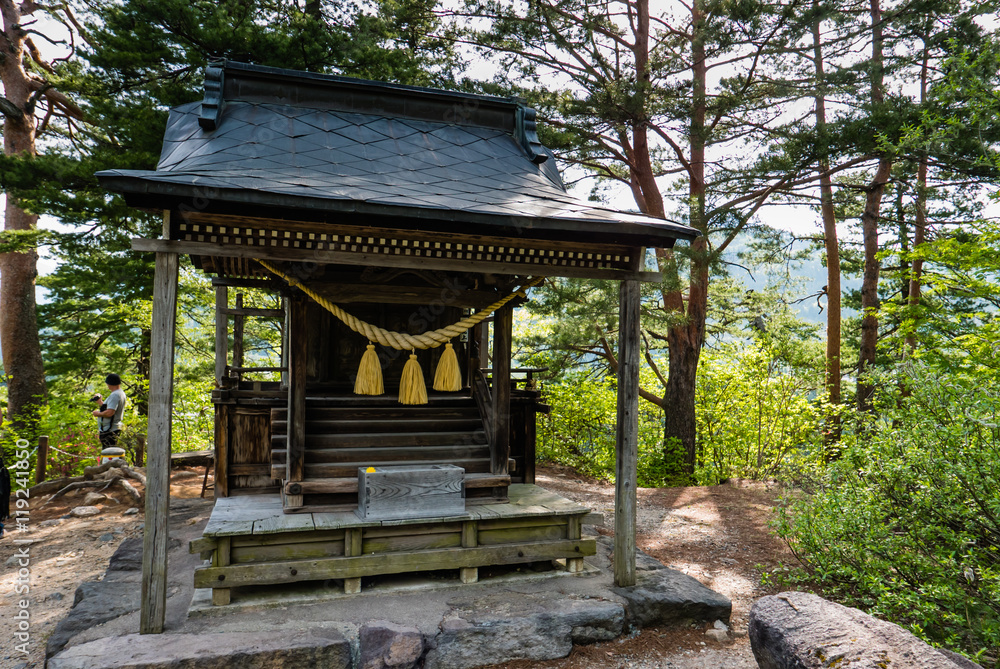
357,464,465,521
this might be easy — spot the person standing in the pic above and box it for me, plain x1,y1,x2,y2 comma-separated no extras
92,373,127,448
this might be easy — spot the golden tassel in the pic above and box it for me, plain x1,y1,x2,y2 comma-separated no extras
399,351,428,405
353,343,384,396
433,342,462,392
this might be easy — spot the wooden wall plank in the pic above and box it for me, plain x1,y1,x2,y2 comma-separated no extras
141,250,179,633
614,279,640,588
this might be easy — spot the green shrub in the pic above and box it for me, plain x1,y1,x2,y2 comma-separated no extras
696,341,823,485
774,364,1000,664
537,374,679,486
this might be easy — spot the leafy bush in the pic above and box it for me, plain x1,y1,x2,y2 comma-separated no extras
537,374,680,486
696,340,823,485
774,364,1000,664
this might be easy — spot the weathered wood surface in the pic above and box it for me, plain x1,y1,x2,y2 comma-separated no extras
232,292,245,380
194,538,597,589
214,404,230,498
491,306,512,478
141,249,178,634
133,237,661,283
614,279,640,588
215,285,227,385
285,296,307,511
204,484,588,537
282,473,509,496
357,465,465,521
232,408,272,490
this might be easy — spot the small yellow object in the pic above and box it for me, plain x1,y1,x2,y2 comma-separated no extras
398,352,428,405
353,343,384,396
366,467,376,473
432,342,462,392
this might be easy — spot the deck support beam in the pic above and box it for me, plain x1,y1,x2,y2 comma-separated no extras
140,249,179,634
614,279,640,587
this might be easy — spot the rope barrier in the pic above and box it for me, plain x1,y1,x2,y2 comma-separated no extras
258,260,542,350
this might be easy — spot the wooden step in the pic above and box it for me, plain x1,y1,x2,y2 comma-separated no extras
272,444,491,465
270,417,484,435
281,473,511,495
270,406,481,423
271,431,487,449
272,458,494,480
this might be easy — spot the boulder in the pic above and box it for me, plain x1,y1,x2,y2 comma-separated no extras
749,591,983,669
424,593,624,669
612,566,732,628
70,506,101,518
360,621,425,669
46,581,141,658
107,537,143,572
47,630,351,669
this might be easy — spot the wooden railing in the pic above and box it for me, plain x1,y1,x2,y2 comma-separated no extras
473,368,494,450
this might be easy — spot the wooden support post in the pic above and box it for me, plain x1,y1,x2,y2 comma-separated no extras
479,317,492,368
344,528,362,594
232,293,245,381
214,285,228,386
614,279,640,588
460,520,479,584
212,537,231,606
285,296,307,508
213,405,229,498
566,516,584,573
35,436,48,484
141,250,179,634
491,306,512,481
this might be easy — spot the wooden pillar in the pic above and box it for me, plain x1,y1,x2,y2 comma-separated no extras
214,285,228,386
491,306,512,478
460,521,479,583
140,250,179,634
285,296,307,508
233,293,245,381
614,279,640,588
213,405,229,498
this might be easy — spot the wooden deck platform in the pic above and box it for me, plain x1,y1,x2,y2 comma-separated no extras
191,484,598,605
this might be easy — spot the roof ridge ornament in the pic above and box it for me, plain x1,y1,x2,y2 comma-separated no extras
199,59,227,131
515,104,548,165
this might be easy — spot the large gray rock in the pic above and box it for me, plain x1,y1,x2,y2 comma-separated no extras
46,581,141,659
612,566,732,628
360,621,425,669
424,593,624,669
749,591,983,669
108,537,143,572
47,630,351,669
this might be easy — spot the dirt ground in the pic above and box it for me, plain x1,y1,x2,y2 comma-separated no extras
1,464,797,669
0,467,209,669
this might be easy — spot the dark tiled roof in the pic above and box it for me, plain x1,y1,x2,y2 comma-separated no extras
98,63,697,246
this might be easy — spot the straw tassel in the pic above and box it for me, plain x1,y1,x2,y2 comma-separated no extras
353,343,384,396
399,350,428,405
433,342,462,392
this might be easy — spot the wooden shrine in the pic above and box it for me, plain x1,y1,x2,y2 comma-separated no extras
99,60,698,632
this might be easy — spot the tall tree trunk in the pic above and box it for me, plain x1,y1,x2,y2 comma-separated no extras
857,0,892,413
905,41,930,355
812,3,841,450
659,0,708,476
0,0,47,430
857,157,892,412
